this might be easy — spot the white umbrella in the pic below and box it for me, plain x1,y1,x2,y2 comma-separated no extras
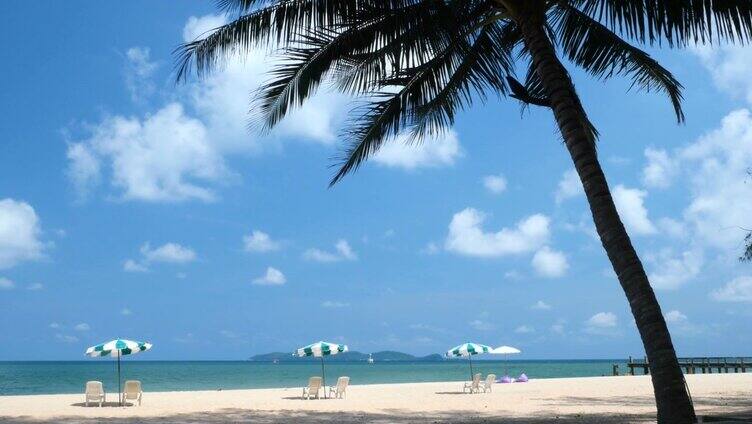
491,345,521,376
85,338,152,405
295,341,348,398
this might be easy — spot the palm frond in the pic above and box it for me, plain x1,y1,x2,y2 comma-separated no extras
741,231,752,262
507,59,550,108
333,1,489,96
554,3,684,122
329,2,504,185
216,0,269,14
254,0,458,131
409,22,518,140
254,27,373,131
574,0,752,46
175,0,358,82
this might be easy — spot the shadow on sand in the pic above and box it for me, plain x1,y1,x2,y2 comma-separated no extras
1,392,750,423
2,406,752,424
69,402,136,408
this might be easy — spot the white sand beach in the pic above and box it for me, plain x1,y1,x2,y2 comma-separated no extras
1,374,750,423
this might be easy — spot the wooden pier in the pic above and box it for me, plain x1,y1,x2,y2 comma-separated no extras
613,357,752,376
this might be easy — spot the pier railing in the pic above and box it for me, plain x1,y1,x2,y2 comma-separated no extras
612,357,752,376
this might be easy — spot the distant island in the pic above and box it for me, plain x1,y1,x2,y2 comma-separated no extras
248,350,445,362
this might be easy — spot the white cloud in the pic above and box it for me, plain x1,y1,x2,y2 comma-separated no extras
123,259,148,272
27,283,43,291
663,310,704,336
0,199,45,269
657,217,685,239
74,323,90,332
243,230,280,253
121,308,132,316
504,270,522,280
612,185,656,235
608,156,631,166
66,143,100,198
445,209,550,257
372,131,461,170
693,46,752,104
630,109,752,252
124,242,196,271
55,334,78,343
408,323,447,334
252,266,286,285
586,312,617,328
531,247,569,278
531,300,551,310
469,319,494,331
664,310,688,324
711,276,752,303
680,109,752,249
183,14,226,42
68,103,228,202
642,148,677,189
183,14,349,150
647,249,703,290
141,242,196,264
555,169,582,203
514,325,535,334
49,322,60,329
125,47,158,103
304,239,357,262
0,277,15,290
220,329,241,340
420,242,440,255
322,300,350,308
551,320,566,335
483,174,507,194
68,14,349,204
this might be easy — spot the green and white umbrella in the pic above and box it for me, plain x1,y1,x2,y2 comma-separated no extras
295,341,348,398
85,339,152,405
446,342,491,380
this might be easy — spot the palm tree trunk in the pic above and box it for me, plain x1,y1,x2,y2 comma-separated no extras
518,15,696,424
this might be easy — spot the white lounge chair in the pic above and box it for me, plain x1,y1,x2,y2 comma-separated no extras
124,380,143,406
328,376,350,399
85,381,106,407
481,374,496,393
302,376,323,400
463,373,482,394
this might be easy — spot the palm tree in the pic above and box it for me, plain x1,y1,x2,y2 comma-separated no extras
176,1,752,422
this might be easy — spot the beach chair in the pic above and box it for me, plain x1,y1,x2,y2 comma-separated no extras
481,374,496,393
463,373,482,394
302,376,323,400
85,381,106,407
328,376,350,399
124,380,143,406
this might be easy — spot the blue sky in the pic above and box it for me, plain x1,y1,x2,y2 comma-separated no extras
1,1,751,360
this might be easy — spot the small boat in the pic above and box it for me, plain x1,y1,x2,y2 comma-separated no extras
367,354,374,364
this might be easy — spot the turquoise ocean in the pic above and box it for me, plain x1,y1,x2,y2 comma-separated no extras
0,360,627,396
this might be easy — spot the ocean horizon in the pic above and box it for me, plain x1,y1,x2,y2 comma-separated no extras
0,359,628,396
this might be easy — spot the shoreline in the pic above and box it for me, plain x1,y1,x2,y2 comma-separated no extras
1,374,750,423
0,359,631,397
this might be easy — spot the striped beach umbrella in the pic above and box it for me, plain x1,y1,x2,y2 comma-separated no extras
85,339,152,405
446,343,491,380
295,341,348,398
